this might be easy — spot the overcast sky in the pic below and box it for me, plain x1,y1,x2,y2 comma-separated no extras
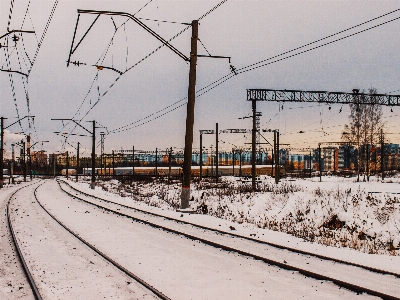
1,0,400,157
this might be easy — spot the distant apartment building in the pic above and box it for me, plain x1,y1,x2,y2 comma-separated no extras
30,151,48,167
338,145,356,170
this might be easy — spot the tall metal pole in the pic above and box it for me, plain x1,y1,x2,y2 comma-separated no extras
0,117,4,188
22,141,26,182
319,144,322,182
199,133,203,180
100,132,105,176
155,148,158,179
168,147,172,184
91,120,96,189
251,100,257,190
27,135,32,180
275,130,280,184
76,142,80,182
112,150,115,177
180,20,198,210
215,123,218,183
53,154,55,177
273,133,276,178
66,151,69,179
11,143,15,184
381,129,385,180
232,149,235,176
132,145,135,177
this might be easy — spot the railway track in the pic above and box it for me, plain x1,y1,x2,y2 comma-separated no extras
6,182,42,300
57,178,400,300
6,181,170,300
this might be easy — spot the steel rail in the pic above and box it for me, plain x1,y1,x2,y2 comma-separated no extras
59,178,400,278
6,182,43,300
34,182,170,300
57,179,400,300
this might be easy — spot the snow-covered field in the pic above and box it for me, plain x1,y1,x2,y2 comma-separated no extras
82,174,400,256
2,176,400,299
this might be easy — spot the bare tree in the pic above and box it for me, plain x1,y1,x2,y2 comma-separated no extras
341,88,384,181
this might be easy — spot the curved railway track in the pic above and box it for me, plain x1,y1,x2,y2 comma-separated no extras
57,178,400,300
6,182,42,300
6,181,170,300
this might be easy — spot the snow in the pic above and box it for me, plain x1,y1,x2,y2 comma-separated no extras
1,175,399,299
74,175,400,257
34,180,382,299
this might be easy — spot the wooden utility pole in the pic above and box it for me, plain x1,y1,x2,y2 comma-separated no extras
180,20,198,210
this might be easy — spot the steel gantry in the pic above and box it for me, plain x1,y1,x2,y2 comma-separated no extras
246,88,400,190
247,89,400,105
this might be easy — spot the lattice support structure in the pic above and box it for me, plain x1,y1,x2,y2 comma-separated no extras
247,89,400,106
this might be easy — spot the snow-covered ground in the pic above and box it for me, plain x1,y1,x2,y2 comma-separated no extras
77,174,400,258
0,181,36,299
1,175,399,299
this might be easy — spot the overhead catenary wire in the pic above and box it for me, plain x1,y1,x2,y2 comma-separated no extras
237,8,400,73
109,13,400,134
67,0,230,129
134,0,154,16
66,4,400,144
28,0,59,75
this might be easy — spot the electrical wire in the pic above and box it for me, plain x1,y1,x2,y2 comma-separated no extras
237,8,400,73
68,3,399,142
29,0,59,74
68,0,229,131
134,0,154,16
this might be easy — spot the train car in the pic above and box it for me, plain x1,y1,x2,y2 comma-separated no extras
82,168,101,176
112,166,182,176
82,165,284,178
61,169,77,175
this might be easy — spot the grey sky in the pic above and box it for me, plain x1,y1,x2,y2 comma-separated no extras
1,0,400,157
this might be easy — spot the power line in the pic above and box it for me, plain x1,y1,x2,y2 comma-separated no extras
29,0,59,75
237,15,400,75
134,0,154,16
237,8,400,72
71,0,229,110
71,4,399,138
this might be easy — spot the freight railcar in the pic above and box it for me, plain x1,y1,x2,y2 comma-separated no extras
91,165,285,177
